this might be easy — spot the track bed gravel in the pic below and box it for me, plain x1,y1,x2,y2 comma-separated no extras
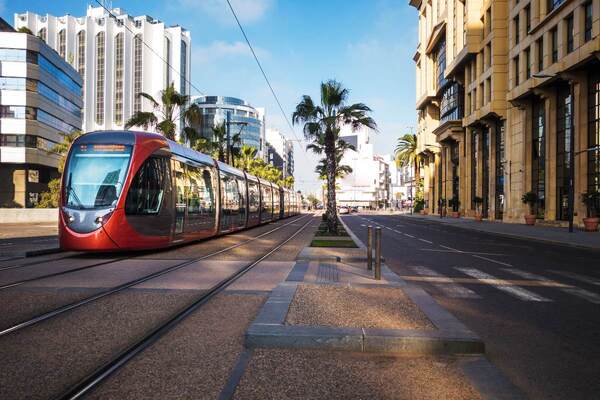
233,349,482,399
286,284,434,330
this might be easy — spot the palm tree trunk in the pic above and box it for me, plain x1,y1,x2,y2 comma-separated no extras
325,131,338,233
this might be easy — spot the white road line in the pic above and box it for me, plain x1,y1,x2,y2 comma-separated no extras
472,254,513,267
411,266,480,299
393,230,403,234
404,233,415,238
549,270,600,286
360,224,366,227
456,267,552,302
503,268,600,305
439,245,461,252
418,238,433,244
385,226,393,231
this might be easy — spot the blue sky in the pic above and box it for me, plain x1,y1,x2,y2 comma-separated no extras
2,0,418,195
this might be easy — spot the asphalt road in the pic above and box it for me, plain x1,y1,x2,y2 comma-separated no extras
343,213,600,400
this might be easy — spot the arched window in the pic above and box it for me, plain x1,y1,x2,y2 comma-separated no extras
180,40,187,95
76,31,85,93
37,27,47,43
164,37,171,87
114,32,124,125
58,29,66,58
95,31,105,125
133,34,143,113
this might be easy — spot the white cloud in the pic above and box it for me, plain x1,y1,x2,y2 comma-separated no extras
192,40,269,65
181,0,273,24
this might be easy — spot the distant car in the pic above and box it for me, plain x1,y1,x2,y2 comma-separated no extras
351,206,359,213
339,206,350,214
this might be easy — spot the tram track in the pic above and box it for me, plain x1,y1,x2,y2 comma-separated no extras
0,214,311,337
0,214,306,290
54,216,314,400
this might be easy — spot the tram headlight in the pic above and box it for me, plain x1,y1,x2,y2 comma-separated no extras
62,209,74,224
95,210,114,226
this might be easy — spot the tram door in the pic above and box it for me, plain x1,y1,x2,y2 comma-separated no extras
173,160,186,235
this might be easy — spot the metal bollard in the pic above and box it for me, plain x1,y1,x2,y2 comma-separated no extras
367,226,373,270
375,227,382,280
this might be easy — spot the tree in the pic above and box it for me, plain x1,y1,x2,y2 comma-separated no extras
207,122,242,163
292,80,376,233
235,144,258,171
395,133,420,186
125,83,201,141
17,27,33,35
35,130,83,208
306,194,320,208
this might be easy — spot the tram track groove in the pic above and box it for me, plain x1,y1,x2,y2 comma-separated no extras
0,214,306,290
54,216,314,400
0,214,311,337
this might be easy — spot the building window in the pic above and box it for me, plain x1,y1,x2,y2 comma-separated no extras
486,43,492,69
514,15,520,45
471,131,478,209
532,99,546,218
58,29,66,59
164,37,171,88
514,55,520,87
495,122,505,219
566,14,574,53
551,27,558,63
133,34,143,113
525,4,531,32
180,40,187,95
486,78,491,103
95,31,105,125
37,27,46,42
537,38,544,72
548,0,565,13
556,83,572,221
584,2,593,42
77,31,85,90
588,71,600,203
114,32,124,125
525,47,531,79
435,39,447,90
485,8,492,35
440,82,464,122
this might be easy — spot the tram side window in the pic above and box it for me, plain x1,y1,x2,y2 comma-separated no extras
125,157,169,215
248,181,260,213
187,165,216,216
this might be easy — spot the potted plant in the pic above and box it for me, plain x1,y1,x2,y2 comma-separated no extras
581,191,600,232
521,191,538,226
473,196,484,221
449,197,461,218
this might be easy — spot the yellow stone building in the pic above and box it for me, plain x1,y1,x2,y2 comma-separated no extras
410,0,600,227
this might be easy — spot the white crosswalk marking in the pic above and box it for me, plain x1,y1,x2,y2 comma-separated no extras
549,270,600,286
504,269,600,305
456,267,552,302
411,266,480,299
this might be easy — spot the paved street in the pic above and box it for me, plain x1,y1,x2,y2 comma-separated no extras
343,213,600,400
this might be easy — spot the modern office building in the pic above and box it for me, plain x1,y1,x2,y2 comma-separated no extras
336,127,391,208
409,0,599,227
14,6,191,135
0,25,83,207
266,128,294,177
191,96,266,156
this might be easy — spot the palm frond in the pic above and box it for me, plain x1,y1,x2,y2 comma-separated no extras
125,112,158,130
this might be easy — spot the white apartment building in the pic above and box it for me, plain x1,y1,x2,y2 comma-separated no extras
336,127,390,209
265,128,294,177
381,154,415,208
14,6,191,135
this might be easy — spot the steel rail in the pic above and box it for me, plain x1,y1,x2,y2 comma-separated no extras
0,214,305,290
55,216,314,400
0,214,311,337
0,253,76,273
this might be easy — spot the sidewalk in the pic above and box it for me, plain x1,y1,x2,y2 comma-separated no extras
402,213,600,251
0,222,59,258
228,219,524,399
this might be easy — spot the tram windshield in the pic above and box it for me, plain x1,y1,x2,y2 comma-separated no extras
64,143,132,209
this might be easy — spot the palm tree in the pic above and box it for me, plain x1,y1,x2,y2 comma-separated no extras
236,144,258,171
293,81,375,233
125,83,201,141
395,133,420,184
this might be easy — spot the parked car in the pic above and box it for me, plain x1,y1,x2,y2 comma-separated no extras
339,206,350,214
351,206,359,213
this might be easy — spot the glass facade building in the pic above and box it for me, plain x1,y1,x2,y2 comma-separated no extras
192,96,265,155
0,30,83,207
